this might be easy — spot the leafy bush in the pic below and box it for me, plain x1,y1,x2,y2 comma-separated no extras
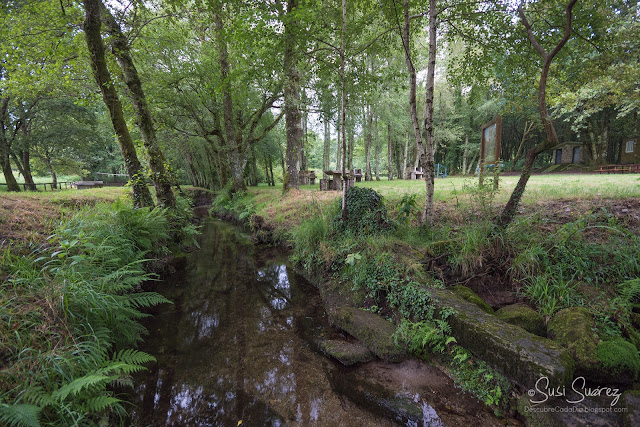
0,202,172,425
333,187,392,235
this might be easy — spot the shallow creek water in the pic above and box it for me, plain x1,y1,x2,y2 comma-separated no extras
132,219,504,426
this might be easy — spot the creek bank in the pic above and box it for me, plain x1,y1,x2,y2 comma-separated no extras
208,199,637,425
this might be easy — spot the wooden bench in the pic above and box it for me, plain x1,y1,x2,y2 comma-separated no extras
73,181,104,189
597,164,640,174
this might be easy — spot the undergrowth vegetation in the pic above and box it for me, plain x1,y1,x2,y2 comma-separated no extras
0,199,194,426
213,182,640,413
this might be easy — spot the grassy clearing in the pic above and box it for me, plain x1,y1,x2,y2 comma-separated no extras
243,174,640,232
0,188,130,247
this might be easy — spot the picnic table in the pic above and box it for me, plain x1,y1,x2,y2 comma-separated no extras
597,164,640,174
299,170,317,185
319,170,355,191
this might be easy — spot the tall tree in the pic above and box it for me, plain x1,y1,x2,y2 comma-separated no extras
100,3,176,208
283,0,302,192
83,0,153,207
421,0,437,225
498,0,578,226
340,0,348,221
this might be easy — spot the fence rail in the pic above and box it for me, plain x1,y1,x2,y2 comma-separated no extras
0,181,73,191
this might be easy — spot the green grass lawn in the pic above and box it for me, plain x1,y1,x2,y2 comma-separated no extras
277,173,640,203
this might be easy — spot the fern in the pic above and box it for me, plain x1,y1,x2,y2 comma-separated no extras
84,396,121,413
0,403,42,427
52,375,113,402
122,292,172,309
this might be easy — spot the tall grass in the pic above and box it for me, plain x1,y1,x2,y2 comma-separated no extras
0,201,173,426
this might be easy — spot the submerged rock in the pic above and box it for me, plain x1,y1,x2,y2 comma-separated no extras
496,304,546,337
331,307,406,362
327,362,442,426
547,307,600,379
427,288,574,389
318,338,375,366
451,285,495,315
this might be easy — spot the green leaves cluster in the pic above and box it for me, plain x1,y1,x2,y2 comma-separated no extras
0,201,174,426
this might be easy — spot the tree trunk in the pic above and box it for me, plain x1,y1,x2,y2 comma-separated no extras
83,0,152,207
498,0,577,227
301,112,308,171
374,114,380,180
0,98,20,192
101,3,176,207
387,123,393,180
365,104,373,180
401,0,424,178
510,120,534,171
421,0,437,225
323,113,330,176
340,0,347,222
467,154,478,175
283,0,301,192
10,150,35,190
462,134,469,175
214,5,247,193
44,153,57,189
336,116,342,171
347,114,354,171
268,154,275,186
403,127,409,179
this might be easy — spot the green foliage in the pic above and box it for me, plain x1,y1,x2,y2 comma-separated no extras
334,187,392,235
0,404,41,427
393,317,510,410
0,201,172,425
211,188,255,221
597,338,640,381
395,194,419,225
290,210,332,272
511,211,640,320
449,346,510,410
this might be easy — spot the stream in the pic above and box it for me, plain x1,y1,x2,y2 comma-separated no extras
131,218,505,426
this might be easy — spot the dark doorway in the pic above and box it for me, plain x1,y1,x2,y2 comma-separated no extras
555,149,562,165
572,146,581,164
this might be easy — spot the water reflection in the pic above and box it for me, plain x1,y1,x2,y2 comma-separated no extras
132,219,393,426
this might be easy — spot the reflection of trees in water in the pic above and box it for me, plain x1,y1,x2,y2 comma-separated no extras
134,221,380,425
135,222,302,424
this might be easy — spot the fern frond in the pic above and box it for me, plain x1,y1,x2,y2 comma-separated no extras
122,292,172,309
112,349,156,366
52,375,112,402
84,396,121,413
0,403,41,427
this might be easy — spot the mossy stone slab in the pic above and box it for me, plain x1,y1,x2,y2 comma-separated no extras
318,339,375,366
428,288,575,389
547,307,600,378
451,285,494,315
496,303,546,337
332,307,406,362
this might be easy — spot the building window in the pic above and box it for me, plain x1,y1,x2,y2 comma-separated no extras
626,140,635,153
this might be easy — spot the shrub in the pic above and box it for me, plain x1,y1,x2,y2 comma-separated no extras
333,187,392,235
